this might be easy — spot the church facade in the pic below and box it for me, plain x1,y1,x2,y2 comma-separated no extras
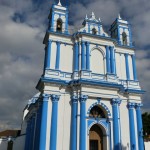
22,1,144,150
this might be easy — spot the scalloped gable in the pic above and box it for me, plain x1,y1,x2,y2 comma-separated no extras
79,12,109,37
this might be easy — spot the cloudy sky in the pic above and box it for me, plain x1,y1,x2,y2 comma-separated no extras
0,0,150,131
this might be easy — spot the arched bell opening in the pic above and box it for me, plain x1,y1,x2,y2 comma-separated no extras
122,32,127,45
92,28,97,35
56,18,63,32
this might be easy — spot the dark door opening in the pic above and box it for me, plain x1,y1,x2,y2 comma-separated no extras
90,140,98,150
89,124,103,150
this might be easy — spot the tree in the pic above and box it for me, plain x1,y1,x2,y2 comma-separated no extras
142,112,150,139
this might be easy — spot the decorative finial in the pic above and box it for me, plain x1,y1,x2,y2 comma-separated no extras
58,0,62,6
118,13,121,19
99,18,101,22
91,12,95,19
85,14,88,19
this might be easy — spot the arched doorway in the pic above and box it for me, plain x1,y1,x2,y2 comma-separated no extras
89,124,103,150
89,105,106,150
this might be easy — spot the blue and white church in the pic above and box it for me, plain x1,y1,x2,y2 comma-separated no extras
20,1,145,150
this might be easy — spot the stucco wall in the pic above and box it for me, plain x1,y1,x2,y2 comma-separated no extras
0,139,7,150
144,141,150,150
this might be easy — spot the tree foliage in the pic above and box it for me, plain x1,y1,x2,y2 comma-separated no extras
142,112,150,138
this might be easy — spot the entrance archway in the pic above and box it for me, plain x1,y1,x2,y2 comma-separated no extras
89,124,103,150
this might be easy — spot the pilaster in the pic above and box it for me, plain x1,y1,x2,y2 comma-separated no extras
39,94,50,150
111,98,121,150
70,95,78,150
45,40,52,69
132,55,137,81
51,12,54,31
55,41,61,70
135,103,144,150
125,54,130,80
106,45,110,73
127,102,136,150
34,102,42,150
86,42,90,70
29,115,36,150
50,94,60,150
74,42,79,71
81,41,86,70
110,46,115,74
79,95,88,150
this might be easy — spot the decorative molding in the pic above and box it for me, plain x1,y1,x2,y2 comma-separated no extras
51,94,60,102
111,98,121,106
127,102,135,109
79,95,88,102
42,94,51,101
87,101,111,117
87,120,108,136
71,95,78,103
135,103,143,109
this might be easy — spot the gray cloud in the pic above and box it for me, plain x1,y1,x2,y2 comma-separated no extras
0,3,44,131
0,0,150,131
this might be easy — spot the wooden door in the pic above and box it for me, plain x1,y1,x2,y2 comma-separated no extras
89,124,103,150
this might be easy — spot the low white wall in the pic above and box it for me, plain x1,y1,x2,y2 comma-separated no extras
13,135,25,150
0,139,8,150
145,141,150,150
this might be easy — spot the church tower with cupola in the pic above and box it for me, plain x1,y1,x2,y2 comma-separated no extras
49,0,68,33
20,1,145,150
110,14,133,47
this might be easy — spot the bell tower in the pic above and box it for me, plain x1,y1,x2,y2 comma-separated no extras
110,14,133,47
49,0,69,34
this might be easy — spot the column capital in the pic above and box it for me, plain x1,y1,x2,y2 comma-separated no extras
81,41,85,44
111,98,121,106
42,94,51,101
48,39,52,43
124,53,128,57
86,41,90,45
127,102,135,109
56,41,61,45
51,94,60,102
74,42,78,45
79,95,88,103
135,103,143,109
71,95,78,103
109,46,114,49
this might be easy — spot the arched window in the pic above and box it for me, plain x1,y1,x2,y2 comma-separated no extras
56,18,62,32
90,48,105,74
92,28,97,35
89,105,106,118
122,32,127,45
